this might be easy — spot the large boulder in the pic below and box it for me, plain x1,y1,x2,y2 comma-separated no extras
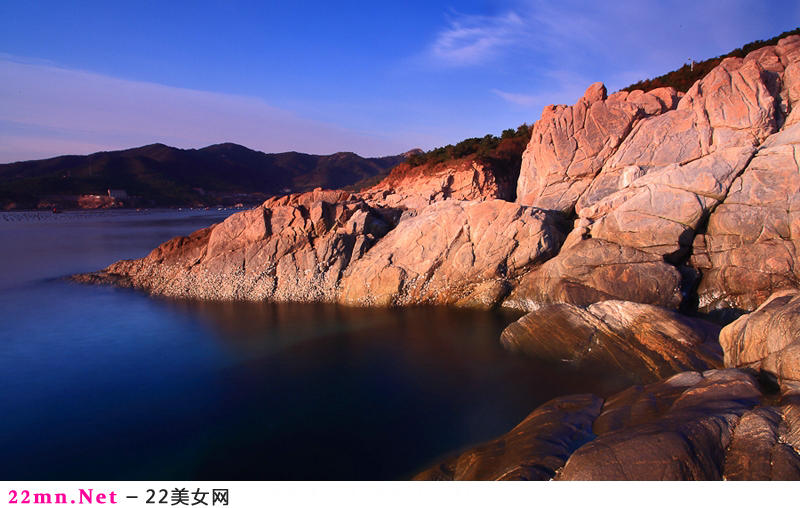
503,238,685,310
719,289,800,384
338,199,564,307
500,300,722,382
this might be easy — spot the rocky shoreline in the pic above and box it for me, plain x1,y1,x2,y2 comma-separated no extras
74,35,800,479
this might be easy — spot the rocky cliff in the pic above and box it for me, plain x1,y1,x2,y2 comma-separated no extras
74,34,800,481
78,35,800,318
508,35,800,315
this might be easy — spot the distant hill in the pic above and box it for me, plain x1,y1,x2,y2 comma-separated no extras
0,143,408,209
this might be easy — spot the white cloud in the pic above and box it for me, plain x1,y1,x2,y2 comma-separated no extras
429,11,527,66
0,57,409,163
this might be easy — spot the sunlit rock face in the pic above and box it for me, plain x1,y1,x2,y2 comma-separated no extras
720,289,800,384
338,199,563,307
79,35,800,315
361,158,517,210
78,193,564,309
507,34,800,313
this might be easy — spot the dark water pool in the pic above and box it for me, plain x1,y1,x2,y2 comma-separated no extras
0,209,635,480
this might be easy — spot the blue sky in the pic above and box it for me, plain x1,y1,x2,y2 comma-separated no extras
1,0,797,162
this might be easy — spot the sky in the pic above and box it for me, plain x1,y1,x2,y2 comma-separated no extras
0,0,798,162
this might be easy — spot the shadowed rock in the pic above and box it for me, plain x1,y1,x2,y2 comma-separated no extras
723,398,800,480
414,394,603,480
557,370,761,480
418,369,800,480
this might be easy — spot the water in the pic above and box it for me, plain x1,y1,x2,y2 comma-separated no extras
0,209,635,480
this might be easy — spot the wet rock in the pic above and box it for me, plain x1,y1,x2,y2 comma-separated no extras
557,370,762,480
414,394,603,480
420,369,800,481
722,393,800,481
500,300,722,382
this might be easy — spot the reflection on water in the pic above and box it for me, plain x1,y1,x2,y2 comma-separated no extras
0,210,636,480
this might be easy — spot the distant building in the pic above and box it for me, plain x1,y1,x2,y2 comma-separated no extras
107,189,128,199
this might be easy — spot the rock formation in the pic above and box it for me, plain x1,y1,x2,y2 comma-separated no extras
71,33,800,482
414,394,602,480
419,369,800,480
361,158,516,210
719,289,800,384
77,35,800,316
500,300,722,382
692,123,800,314
506,35,800,312
77,190,564,309
516,82,680,212
339,199,563,307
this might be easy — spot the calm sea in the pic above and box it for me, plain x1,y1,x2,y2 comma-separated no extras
0,209,634,479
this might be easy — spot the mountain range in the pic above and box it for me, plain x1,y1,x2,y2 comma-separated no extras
0,143,411,209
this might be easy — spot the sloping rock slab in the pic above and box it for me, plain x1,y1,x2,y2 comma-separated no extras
74,189,398,302
501,301,722,382
503,238,684,310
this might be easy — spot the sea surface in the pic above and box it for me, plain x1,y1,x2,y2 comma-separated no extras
0,209,635,480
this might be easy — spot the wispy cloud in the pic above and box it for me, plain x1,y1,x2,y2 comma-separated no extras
0,57,409,163
426,0,793,123
428,11,527,66
490,89,540,107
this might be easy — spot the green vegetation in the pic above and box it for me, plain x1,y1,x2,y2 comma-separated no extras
622,27,799,93
406,124,532,168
